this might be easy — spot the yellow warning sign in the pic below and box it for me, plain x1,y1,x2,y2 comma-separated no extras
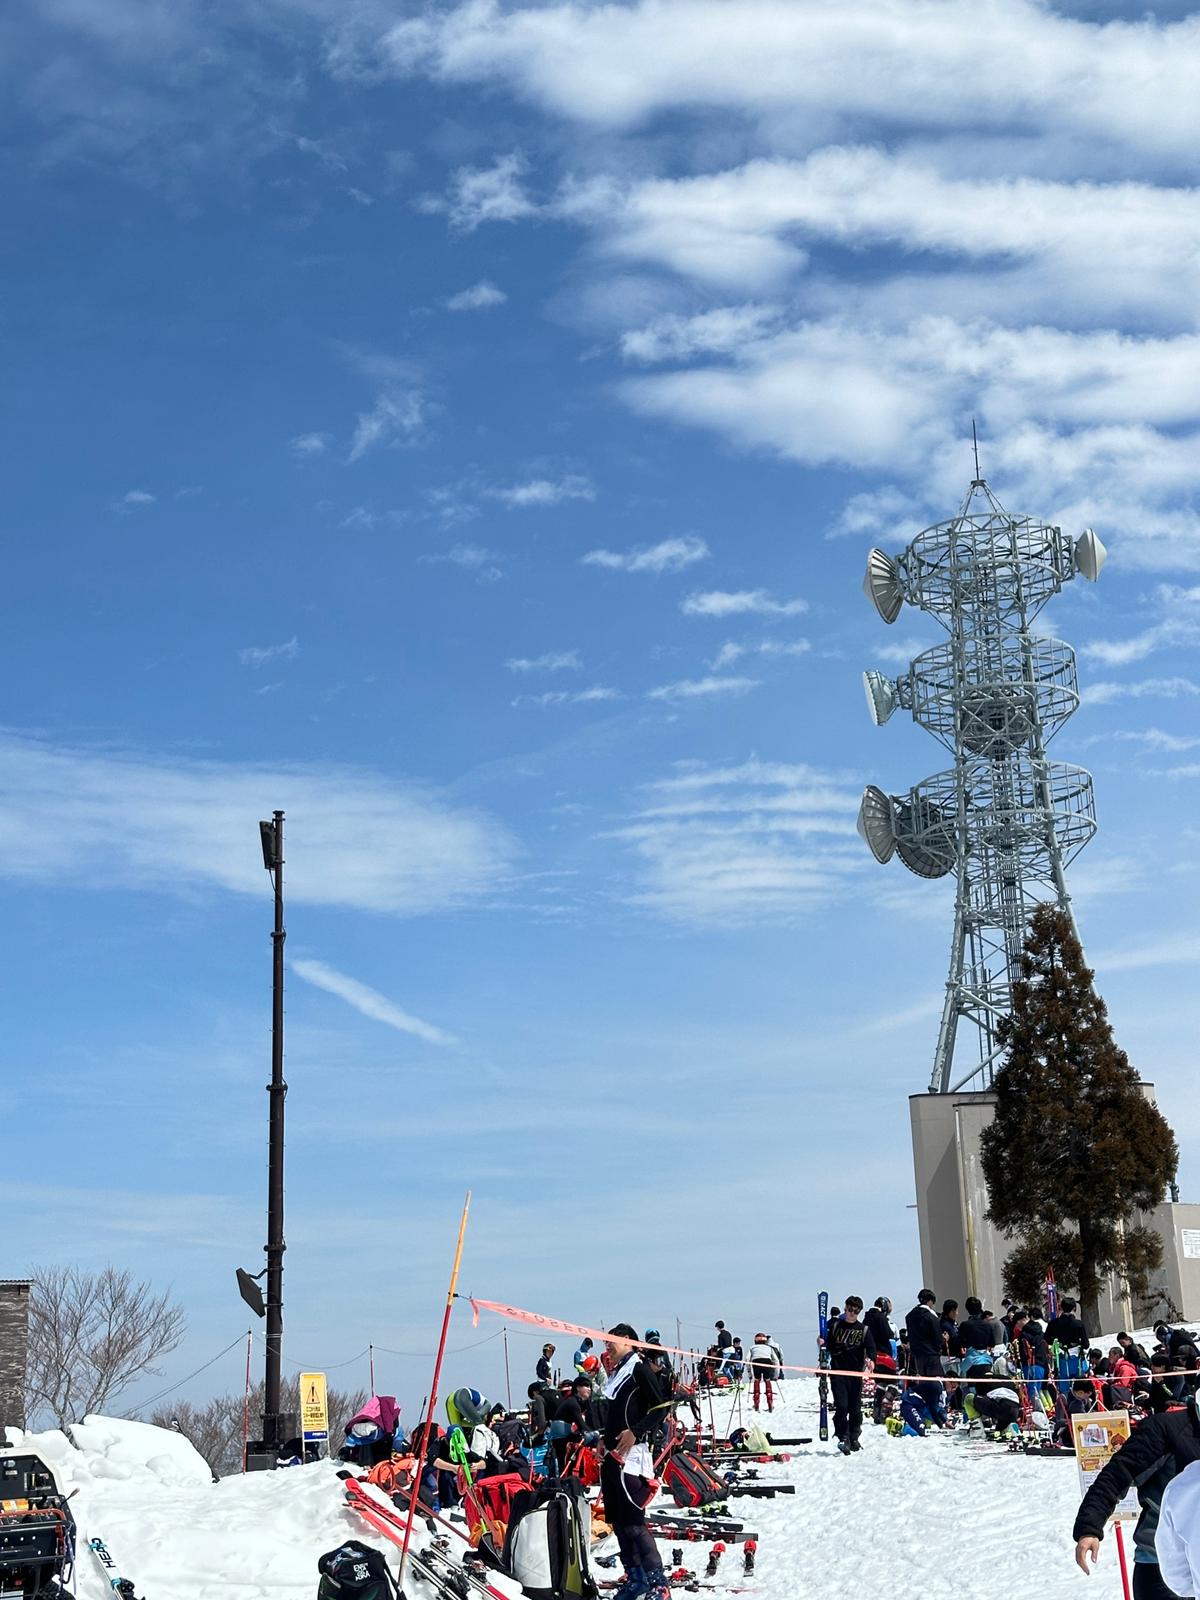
300,1371,329,1442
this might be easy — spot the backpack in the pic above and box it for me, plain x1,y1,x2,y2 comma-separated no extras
502,1480,597,1600
317,1541,397,1600
662,1450,728,1510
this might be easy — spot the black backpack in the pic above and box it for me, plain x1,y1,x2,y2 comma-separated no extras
317,1541,397,1600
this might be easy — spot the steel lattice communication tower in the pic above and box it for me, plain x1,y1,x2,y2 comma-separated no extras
857,474,1108,1094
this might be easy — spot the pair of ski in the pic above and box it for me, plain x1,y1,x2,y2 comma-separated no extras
88,1536,142,1599
344,1478,508,1600
818,1291,831,1444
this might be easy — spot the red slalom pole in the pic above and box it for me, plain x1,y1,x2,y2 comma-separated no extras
241,1330,252,1473
398,1192,471,1585
1115,1521,1133,1600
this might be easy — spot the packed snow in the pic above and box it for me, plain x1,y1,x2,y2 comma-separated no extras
5,1384,1106,1599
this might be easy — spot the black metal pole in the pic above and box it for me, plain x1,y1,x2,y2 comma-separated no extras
264,810,286,1451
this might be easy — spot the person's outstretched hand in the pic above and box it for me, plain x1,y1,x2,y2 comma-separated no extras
1075,1536,1101,1574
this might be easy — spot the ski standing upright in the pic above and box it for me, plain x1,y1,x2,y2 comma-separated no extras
817,1292,830,1443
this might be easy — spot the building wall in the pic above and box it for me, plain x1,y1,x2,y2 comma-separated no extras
909,1094,1197,1329
0,1280,31,1433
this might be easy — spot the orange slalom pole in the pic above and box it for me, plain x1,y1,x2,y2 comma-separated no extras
398,1191,471,1584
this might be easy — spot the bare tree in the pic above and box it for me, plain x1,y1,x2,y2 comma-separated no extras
26,1266,186,1427
151,1379,368,1477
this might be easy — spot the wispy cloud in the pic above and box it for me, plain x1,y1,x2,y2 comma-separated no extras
582,536,708,574
1081,583,1200,666
1094,934,1200,973
115,489,155,511
681,589,807,618
506,651,582,673
607,758,862,925
1086,676,1200,705
708,639,810,670
443,280,508,312
0,732,514,916
1080,728,1200,754
869,636,937,667
420,152,537,232
512,686,621,707
647,675,760,701
290,957,455,1046
421,542,503,582
340,348,430,462
350,389,428,461
290,432,329,459
489,474,594,508
238,636,299,668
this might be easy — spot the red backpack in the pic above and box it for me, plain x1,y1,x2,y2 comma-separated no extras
662,1450,728,1509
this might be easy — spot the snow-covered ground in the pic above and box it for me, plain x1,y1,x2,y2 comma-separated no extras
6,1382,1105,1599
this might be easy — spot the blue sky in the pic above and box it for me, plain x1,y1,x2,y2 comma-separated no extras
5,0,1200,1420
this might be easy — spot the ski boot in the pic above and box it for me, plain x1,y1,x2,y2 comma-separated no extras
642,1566,672,1600
609,1566,647,1600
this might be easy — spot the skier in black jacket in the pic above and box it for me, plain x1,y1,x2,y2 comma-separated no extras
824,1296,876,1455
600,1323,669,1600
905,1289,946,1415
1073,1402,1200,1599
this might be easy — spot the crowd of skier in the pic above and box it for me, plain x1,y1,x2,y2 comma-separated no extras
331,1300,1200,1600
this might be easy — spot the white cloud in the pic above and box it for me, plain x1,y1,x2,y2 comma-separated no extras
506,650,582,673
607,757,863,925
681,588,807,618
621,318,1200,568
489,474,594,508
290,432,329,458
828,486,923,541
380,1,1200,168
512,686,621,707
1081,584,1200,665
339,348,429,462
421,543,503,582
709,639,810,669
420,152,537,232
1082,729,1200,754
116,489,155,509
620,305,782,362
290,957,455,1046
647,675,760,701
0,732,515,916
1085,676,1200,705
575,149,1200,316
582,536,708,574
1094,934,1200,973
869,636,939,667
443,280,508,312
238,636,299,668
349,389,427,461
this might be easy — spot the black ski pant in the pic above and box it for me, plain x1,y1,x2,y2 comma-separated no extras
830,1374,862,1443
1134,1561,1184,1600
600,1453,660,1577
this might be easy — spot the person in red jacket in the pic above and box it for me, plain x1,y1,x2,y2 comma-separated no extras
1105,1346,1140,1409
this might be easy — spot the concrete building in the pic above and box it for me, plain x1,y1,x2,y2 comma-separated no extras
910,1092,1200,1327
0,1279,32,1433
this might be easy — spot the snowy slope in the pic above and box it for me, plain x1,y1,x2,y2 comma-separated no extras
7,1386,1105,1600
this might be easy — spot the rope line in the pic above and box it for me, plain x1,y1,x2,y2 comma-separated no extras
123,1332,250,1417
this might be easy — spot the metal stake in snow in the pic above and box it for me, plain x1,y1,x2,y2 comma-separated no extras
398,1191,471,1586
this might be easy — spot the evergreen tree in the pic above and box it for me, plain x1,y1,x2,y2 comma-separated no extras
980,905,1178,1331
